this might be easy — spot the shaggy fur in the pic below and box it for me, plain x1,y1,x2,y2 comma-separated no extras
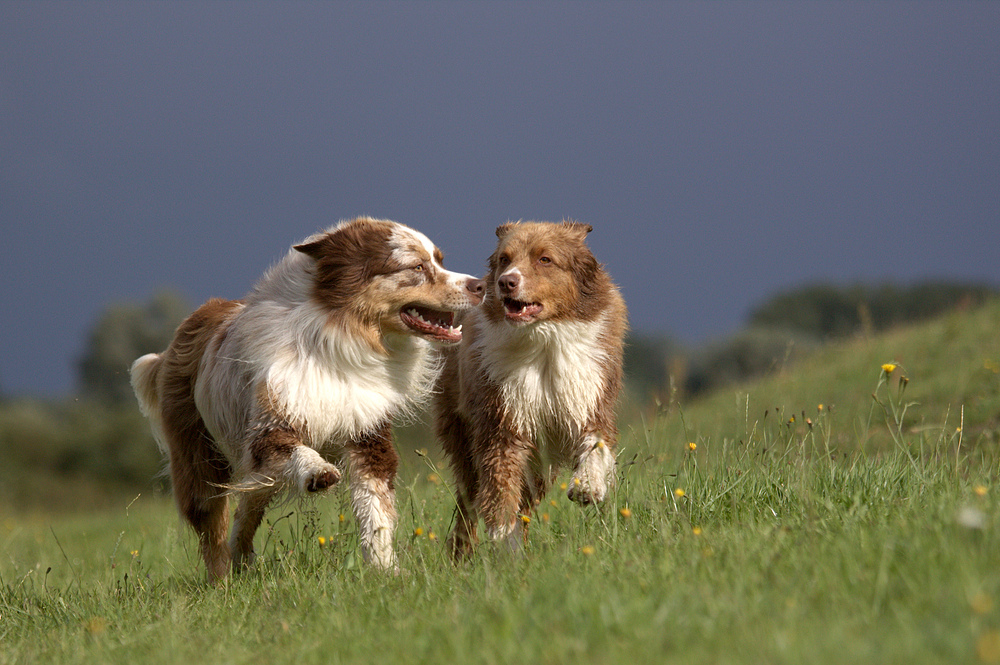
434,221,627,558
131,217,484,581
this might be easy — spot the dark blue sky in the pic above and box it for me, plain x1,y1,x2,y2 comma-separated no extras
2,1,998,397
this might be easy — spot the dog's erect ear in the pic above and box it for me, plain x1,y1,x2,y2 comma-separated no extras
293,237,329,259
562,220,593,238
495,222,518,239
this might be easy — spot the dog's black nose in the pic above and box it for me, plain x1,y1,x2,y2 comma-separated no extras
498,273,519,295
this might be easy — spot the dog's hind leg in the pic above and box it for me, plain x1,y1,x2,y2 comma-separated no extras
346,421,399,571
166,431,233,584
437,413,480,560
448,489,479,561
229,488,275,573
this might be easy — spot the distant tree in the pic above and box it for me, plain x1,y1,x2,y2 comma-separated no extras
77,291,190,403
748,281,997,339
684,328,816,396
623,333,685,400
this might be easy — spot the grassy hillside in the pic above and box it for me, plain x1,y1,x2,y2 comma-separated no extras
647,297,1000,457
1,301,998,664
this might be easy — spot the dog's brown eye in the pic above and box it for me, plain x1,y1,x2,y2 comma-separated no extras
412,264,424,272
497,256,510,267
539,256,552,265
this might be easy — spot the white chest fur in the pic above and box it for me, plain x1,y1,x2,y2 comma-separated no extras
268,333,437,447
475,316,609,437
198,298,439,455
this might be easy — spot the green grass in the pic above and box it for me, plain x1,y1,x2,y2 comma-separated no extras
3,302,1000,664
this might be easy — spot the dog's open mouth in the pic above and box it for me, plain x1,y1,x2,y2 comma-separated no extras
503,298,543,323
400,305,462,343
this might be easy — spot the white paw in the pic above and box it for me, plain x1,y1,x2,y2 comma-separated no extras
287,446,341,494
567,437,615,505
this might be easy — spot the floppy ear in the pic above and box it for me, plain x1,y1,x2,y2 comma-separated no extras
561,220,593,237
495,222,518,239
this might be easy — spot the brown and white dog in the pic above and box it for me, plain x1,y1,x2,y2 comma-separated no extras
131,217,485,581
434,221,627,558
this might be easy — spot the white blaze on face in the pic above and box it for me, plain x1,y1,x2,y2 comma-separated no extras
389,224,478,292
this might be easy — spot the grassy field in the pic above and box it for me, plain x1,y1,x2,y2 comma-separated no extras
2,301,999,664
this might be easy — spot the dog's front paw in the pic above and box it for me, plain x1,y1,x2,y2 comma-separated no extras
568,437,616,505
305,464,341,492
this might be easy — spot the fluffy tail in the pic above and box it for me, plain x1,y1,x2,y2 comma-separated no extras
131,353,167,454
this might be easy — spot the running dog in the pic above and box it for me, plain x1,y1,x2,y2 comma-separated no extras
131,217,485,581
434,221,627,558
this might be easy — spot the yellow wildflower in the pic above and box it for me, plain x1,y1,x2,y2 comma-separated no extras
881,363,897,374
688,442,697,451
619,507,632,518
541,513,550,523
317,536,326,546
130,550,139,558
692,526,702,536
521,514,531,525
413,527,424,537
977,630,1000,663
975,485,988,497
339,513,345,523
581,546,595,555
817,404,824,412
560,482,568,491
550,499,557,507
428,531,437,541
972,591,994,615
674,488,686,499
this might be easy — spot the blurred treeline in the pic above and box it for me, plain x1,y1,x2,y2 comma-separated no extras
627,281,997,402
1,281,995,512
